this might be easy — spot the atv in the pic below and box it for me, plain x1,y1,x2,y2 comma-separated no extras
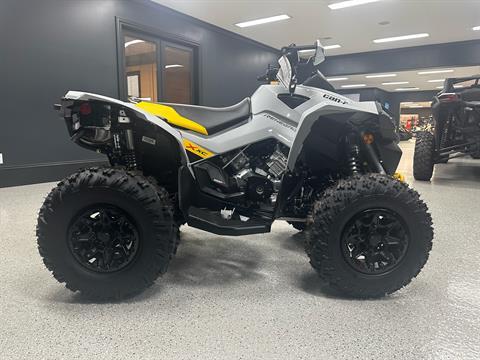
38,41,433,300
398,125,413,141
414,75,480,181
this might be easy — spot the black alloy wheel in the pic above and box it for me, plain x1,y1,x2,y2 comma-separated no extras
341,209,409,275
68,205,140,273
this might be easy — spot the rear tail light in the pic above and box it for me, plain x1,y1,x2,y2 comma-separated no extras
79,102,92,115
438,93,459,103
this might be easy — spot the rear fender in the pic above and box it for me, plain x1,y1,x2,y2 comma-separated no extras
63,91,189,164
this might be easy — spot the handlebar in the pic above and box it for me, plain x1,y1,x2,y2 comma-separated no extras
281,44,316,53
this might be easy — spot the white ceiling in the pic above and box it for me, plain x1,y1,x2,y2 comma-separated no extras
153,0,480,55
332,65,480,91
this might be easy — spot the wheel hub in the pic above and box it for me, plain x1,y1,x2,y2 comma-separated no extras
98,232,111,243
341,209,409,275
68,205,140,273
368,233,382,247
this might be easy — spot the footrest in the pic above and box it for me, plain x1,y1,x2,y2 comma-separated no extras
187,207,270,236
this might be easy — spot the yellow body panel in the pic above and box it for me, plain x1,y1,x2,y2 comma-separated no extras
135,101,208,135
393,172,406,182
182,139,214,159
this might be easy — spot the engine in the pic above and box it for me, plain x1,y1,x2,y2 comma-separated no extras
193,139,289,206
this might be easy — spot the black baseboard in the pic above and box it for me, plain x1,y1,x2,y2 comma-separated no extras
0,159,109,188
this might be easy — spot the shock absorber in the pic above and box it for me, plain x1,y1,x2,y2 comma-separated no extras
123,129,137,169
346,135,361,175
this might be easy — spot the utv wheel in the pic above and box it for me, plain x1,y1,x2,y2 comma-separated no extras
37,167,177,300
413,132,435,181
307,174,433,298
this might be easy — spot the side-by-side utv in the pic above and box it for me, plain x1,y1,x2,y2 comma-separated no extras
414,75,480,180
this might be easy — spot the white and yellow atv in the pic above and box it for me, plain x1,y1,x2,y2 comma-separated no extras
38,41,433,300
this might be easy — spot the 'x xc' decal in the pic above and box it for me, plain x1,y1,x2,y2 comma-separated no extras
182,139,214,159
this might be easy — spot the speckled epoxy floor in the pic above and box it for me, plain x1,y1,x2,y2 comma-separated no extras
1,140,480,359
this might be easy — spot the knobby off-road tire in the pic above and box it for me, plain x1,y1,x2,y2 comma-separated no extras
306,174,433,298
37,167,178,300
413,132,435,181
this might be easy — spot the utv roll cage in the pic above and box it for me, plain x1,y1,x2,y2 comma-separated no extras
441,75,480,93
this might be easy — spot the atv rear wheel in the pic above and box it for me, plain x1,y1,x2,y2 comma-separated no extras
413,132,435,181
37,167,177,300
306,174,433,298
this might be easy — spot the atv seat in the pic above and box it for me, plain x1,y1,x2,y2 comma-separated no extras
164,98,251,135
136,98,251,136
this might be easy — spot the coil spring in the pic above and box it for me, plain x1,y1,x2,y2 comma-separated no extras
347,144,361,174
123,152,137,169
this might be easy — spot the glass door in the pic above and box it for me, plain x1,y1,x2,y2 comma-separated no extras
161,42,194,104
120,29,197,104
123,34,159,102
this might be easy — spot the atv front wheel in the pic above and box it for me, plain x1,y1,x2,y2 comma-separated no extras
306,174,433,298
413,132,435,181
37,167,177,300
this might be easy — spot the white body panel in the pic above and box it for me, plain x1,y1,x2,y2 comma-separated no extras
177,85,378,169
65,85,379,170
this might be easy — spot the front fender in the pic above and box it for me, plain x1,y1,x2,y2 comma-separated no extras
287,102,378,171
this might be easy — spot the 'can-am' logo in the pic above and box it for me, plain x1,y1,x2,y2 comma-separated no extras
323,94,348,104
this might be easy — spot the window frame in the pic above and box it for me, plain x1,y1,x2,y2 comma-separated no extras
116,18,200,104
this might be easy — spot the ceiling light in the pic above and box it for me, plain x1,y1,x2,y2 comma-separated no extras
418,69,454,75
235,14,290,28
436,86,443,89
341,84,367,88
373,33,429,43
473,26,480,31
395,87,420,91
328,0,381,10
125,39,145,47
165,64,184,69
453,85,464,88
427,79,445,83
382,81,409,85
324,44,342,50
366,73,397,78
327,77,349,81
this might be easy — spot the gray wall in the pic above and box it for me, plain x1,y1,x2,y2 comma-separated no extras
338,88,439,126
320,39,480,76
324,39,480,127
0,0,278,186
